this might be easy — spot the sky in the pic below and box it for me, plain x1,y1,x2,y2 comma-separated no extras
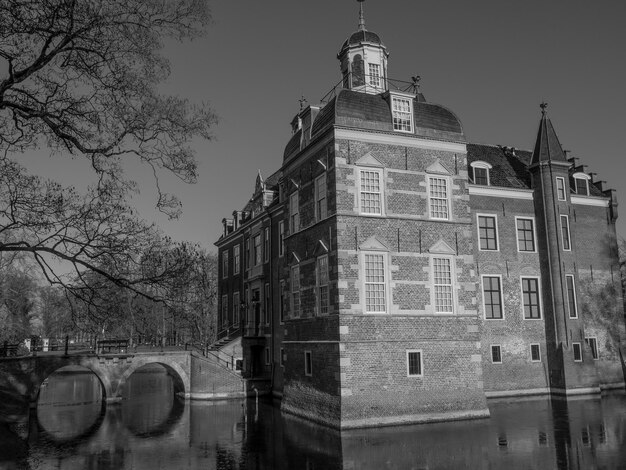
16,0,626,251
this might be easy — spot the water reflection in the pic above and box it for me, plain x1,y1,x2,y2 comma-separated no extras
0,367,624,470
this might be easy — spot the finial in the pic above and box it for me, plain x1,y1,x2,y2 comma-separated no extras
540,101,548,115
358,0,366,31
299,95,308,111
411,75,421,93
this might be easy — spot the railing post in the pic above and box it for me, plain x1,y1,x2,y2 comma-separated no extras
64,335,69,356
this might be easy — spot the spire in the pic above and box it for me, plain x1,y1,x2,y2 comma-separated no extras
358,0,366,31
530,102,568,166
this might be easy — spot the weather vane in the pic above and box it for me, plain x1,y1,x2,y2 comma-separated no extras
299,95,308,111
540,101,548,115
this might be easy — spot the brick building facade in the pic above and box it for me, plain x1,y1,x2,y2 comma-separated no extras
215,4,626,428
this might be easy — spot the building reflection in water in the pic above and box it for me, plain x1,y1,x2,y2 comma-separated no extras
0,367,624,469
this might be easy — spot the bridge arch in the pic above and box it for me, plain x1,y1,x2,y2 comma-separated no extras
113,356,190,400
35,363,112,404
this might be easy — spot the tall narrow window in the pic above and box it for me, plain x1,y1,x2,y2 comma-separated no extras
233,292,240,326
264,283,270,325
566,275,578,318
279,281,286,324
315,174,327,220
360,169,382,215
478,215,498,250
369,63,381,87
221,295,228,329
406,350,423,377
265,347,270,366
291,265,300,318
264,227,270,263
364,253,386,313
483,276,503,319
573,342,582,362
222,250,229,278
391,96,413,132
522,277,541,319
278,221,285,257
317,255,329,315
253,234,262,266
304,351,312,376
280,348,285,367
233,245,240,275
556,177,566,201
560,215,571,251
290,192,299,233
516,218,536,252
429,177,449,220
245,238,250,270
433,257,453,313
585,337,598,360
530,344,541,362
491,345,502,364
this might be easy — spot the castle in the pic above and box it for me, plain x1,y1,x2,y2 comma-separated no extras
215,2,626,428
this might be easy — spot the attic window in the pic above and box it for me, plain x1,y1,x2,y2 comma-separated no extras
391,95,413,133
470,161,492,186
573,173,590,196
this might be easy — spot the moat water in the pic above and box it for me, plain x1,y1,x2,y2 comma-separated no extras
1,366,625,470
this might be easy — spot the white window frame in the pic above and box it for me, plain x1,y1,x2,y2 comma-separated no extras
253,233,262,266
278,221,285,257
573,342,583,362
368,63,381,87
290,192,299,233
391,94,414,133
566,275,578,319
530,343,541,362
491,345,502,364
556,177,567,201
482,274,504,320
585,337,598,360
515,216,537,253
358,168,384,216
428,176,450,221
233,291,240,327
560,215,571,251
233,245,240,275
406,349,423,377
222,250,229,279
573,173,590,196
362,251,388,314
315,173,328,221
291,264,300,318
264,227,270,263
432,256,455,314
304,350,312,376
521,276,542,320
477,214,499,251
470,161,492,186
316,254,329,315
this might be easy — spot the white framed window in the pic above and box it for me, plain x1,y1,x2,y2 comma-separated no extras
279,280,286,324
359,169,383,215
264,227,270,263
291,265,300,318
556,177,566,201
316,255,329,315
516,217,536,252
573,173,590,196
560,215,571,251
521,277,541,319
433,256,454,314
221,295,228,328
253,234,262,266
290,192,299,233
315,174,328,221
222,250,229,278
482,275,503,319
233,245,240,275
478,214,498,251
278,221,285,257
265,347,270,366
530,343,541,362
566,275,578,319
585,337,598,360
304,350,312,376
406,350,423,377
364,252,387,313
491,345,502,364
573,342,582,362
391,95,413,132
264,283,270,325
470,161,492,186
233,292,240,326
369,63,381,87
429,177,450,220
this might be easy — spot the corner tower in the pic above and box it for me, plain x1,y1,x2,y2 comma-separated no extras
337,0,389,94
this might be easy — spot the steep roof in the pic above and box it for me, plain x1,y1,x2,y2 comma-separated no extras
530,110,568,165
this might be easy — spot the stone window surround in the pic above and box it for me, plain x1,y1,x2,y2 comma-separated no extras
566,274,578,319
428,175,451,221
491,345,502,364
520,276,542,320
316,254,330,316
358,167,384,216
477,213,499,251
361,250,389,314
560,214,571,251
314,173,328,221
482,274,504,320
233,244,240,275
390,93,414,133
515,216,537,253
431,255,455,314
556,177,567,201
530,343,541,362
573,342,583,362
406,349,423,377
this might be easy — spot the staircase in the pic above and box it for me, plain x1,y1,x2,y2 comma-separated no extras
208,336,233,352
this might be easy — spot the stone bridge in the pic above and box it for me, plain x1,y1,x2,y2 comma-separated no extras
0,350,245,407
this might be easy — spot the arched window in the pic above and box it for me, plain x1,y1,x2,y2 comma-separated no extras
572,172,590,196
352,54,365,88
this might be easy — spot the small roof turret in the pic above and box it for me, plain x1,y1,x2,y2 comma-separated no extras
530,102,569,166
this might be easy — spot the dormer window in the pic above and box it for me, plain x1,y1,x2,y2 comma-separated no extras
391,95,413,133
573,173,590,196
470,161,492,186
